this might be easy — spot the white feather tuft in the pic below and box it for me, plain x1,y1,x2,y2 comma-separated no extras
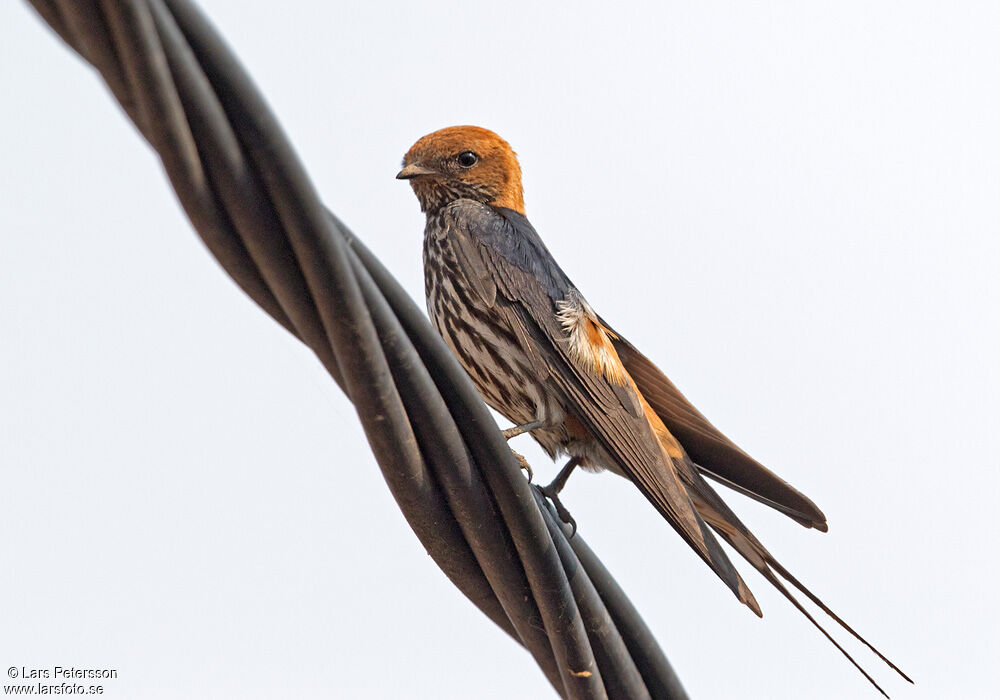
555,292,628,386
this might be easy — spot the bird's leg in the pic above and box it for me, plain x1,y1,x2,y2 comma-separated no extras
502,418,546,440
538,457,581,537
509,448,534,482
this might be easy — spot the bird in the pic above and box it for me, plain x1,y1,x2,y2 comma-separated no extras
397,125,910,696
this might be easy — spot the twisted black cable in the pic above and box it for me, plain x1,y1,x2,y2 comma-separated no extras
24,2,688,698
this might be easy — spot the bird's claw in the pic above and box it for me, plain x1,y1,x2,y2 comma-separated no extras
510,448,533,482
538,484,577,537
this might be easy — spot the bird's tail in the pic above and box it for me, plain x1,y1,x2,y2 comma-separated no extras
685,469,913,698
608,322,909,693
638,402,911,695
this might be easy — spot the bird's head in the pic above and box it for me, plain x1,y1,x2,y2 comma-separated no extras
397,125,524,215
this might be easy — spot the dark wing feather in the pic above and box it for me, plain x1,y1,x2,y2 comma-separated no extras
440,201,756,611
606,330,828,531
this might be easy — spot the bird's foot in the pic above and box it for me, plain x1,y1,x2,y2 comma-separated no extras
510,448,533,482
538,483,577,537
502,419,546,440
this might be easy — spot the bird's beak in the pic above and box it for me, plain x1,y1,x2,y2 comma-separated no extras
396,163,437,180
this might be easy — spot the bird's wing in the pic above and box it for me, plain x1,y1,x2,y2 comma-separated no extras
439,201,758,612
441,201,909,692
603,328,829,531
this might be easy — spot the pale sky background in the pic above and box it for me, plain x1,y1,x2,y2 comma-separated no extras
2,2,998,698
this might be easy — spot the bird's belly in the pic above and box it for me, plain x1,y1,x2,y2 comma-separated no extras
427,277,549,425
424,241,565,455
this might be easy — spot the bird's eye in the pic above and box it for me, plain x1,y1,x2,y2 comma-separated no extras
457,151,479,168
